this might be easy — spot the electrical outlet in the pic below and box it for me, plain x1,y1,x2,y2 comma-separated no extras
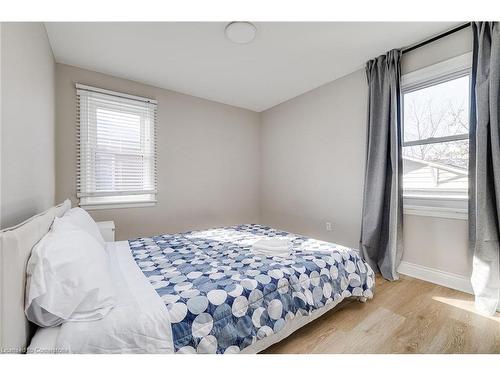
325,222,332,231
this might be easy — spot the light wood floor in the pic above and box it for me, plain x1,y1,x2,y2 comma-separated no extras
263,274,500,354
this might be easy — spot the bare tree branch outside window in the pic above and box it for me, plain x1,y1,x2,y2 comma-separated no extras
402,74,469,195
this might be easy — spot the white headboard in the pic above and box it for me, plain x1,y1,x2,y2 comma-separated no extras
0,200,71,353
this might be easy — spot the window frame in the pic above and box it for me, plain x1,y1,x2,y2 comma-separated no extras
400,52,472,220
76,84,158,210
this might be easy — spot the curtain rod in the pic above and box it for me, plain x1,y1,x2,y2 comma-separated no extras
402,22,471,54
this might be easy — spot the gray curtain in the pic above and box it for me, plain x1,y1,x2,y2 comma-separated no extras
469,22,500,315
360,49,403,281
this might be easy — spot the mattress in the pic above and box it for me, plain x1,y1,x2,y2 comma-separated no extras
29,225,375,354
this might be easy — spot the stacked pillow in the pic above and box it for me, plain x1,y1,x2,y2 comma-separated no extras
25,208,116,327
52,208,106,247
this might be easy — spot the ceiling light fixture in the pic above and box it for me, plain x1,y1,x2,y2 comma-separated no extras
225,22,257,44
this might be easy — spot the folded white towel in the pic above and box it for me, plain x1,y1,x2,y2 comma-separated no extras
251,238,292,257
252,238,291,250
251,249,291,258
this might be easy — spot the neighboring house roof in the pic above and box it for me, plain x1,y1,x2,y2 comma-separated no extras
403,156,468,191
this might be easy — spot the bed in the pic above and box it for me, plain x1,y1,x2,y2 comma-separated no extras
0,201,375,354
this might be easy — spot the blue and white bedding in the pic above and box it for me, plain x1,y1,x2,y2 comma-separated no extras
129,224,375,354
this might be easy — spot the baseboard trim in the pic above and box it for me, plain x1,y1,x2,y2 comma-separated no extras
398,261,473,294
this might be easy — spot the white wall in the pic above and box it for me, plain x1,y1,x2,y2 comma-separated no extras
261,69,367,248
261,28,473,279
55,64,261,240
0,23,56,228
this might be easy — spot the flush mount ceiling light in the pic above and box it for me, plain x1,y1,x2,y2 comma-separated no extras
225,22,257,44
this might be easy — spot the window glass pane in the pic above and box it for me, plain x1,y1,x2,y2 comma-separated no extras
95,107,145,193
95,153,144,192
403,75,469,143
96,108,142,154
403,139,468,196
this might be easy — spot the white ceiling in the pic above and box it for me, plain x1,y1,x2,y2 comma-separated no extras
45,22,458,112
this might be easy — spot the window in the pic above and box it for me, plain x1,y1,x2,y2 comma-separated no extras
76,84,157,209
401,53,471,218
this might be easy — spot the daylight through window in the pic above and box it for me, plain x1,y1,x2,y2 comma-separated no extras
402,65,470,207
76,84,157,209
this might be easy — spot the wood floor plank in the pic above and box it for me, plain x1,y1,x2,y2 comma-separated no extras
326,306,406,354
263,274,500,354
379,283,451,353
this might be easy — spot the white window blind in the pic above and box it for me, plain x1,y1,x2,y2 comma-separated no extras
76,84,157,209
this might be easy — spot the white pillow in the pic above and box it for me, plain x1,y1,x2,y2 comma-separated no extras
50,242,174,353
54,207,105,247
25,223,116,327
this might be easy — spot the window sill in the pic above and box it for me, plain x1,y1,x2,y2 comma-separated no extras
403,205,468,220
80,201,156,210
